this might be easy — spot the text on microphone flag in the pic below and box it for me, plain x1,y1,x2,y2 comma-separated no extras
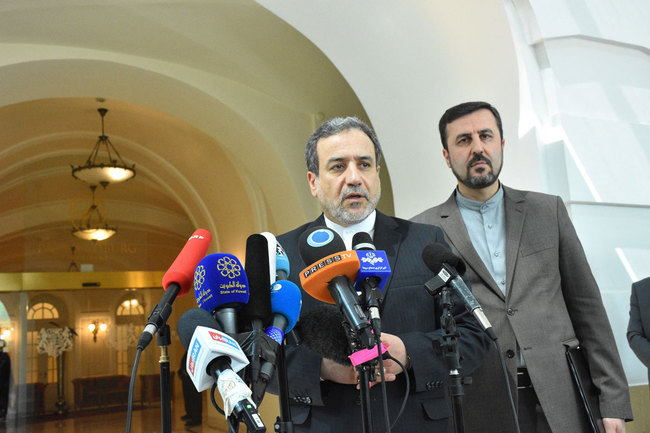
301,252,353,279
189,339,201,377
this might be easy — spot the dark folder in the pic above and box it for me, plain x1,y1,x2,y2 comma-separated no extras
566,346,605,433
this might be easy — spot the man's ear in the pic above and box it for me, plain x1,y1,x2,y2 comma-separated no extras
307,171,318,198
442,149,451,168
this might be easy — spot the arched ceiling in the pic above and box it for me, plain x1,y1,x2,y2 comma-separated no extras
0,0,374,273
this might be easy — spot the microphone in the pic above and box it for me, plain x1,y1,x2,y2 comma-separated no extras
260,232,278,285
351,232,391,336
188,329,265,431
421,243,496,341
298,226,373,350
240,234,274,399
240,234,273,329
258,279,302,385
266,280,302,344
177,309,266,432
275,241,290,281
138,229,211,350
295,304,352,365
193,253,249,334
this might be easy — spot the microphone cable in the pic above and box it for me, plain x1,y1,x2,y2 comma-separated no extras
374,335,391,433
124,347,143,433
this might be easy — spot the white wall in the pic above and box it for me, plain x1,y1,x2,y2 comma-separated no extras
260,0,650,386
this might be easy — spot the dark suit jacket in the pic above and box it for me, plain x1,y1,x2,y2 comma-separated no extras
275,210,490,433
627,277,650,391
412,186,633,433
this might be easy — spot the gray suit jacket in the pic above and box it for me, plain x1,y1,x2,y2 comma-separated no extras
627,277,650,389
411,185,633,433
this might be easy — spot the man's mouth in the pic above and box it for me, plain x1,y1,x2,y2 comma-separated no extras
343,192,367,202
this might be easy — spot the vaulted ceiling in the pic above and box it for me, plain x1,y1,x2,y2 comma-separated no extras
0,0,371,273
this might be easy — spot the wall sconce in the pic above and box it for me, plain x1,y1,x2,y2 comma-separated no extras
88,321,107,343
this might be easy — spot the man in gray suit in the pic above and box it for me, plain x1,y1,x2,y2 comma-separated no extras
627,277,650,394
412,101,632,432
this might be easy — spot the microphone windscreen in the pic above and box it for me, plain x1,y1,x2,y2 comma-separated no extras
193,253,249,314
298,226,346,265
352,232,375,251
241,233,272,324
295,304,351,365
270,280,302,333
177,307,221,349
421,243,466,275
162,229,212,295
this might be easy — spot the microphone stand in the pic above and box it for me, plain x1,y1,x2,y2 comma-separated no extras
158,324,172,433
274,343,295,433
355,361,377,433
435,286,465,433
342,323,376,433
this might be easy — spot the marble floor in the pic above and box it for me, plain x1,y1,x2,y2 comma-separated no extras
0,402,218,433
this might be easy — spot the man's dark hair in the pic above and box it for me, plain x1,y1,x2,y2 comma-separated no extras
305,116,382,175
438,101,503,150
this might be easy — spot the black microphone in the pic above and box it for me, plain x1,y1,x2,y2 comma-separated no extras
241,234,273,329
421,243,496,341
298,226,373,351
240,234,274,396
294,304,352,365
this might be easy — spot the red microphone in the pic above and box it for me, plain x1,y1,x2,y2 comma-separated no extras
138,229,212,350
162,229,212,294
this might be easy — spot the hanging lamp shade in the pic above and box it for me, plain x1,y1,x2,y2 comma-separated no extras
71,108,135,187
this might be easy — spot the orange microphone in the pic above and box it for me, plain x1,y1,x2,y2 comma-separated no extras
298,227,372,349
299,250,360,303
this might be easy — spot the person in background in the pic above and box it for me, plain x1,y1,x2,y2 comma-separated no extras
627,276,650,395
412,101,632,432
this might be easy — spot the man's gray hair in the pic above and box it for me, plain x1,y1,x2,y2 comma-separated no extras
305,116,382,175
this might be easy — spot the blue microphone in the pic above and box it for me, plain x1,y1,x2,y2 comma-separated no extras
352,232,391,336
259,279,302,386
193,253,249,334
266,280,302,344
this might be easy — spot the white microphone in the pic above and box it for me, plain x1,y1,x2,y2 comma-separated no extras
186,326,266,432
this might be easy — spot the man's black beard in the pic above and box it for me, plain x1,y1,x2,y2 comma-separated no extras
452,154,501,190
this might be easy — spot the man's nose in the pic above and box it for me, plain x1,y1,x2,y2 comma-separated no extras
470,133,485,154
345,166,362,185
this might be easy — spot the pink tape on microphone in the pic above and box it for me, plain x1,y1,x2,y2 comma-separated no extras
348,343,389,366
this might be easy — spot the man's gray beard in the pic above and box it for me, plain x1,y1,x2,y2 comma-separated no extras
321,191,380,226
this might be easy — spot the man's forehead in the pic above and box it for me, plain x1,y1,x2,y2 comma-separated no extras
449,109,498,130
317,131,375,162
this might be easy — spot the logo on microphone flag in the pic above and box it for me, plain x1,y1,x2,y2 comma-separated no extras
208,329,239,350
359,251,384,266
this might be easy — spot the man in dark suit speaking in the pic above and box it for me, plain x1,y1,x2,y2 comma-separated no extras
273,116,489,432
